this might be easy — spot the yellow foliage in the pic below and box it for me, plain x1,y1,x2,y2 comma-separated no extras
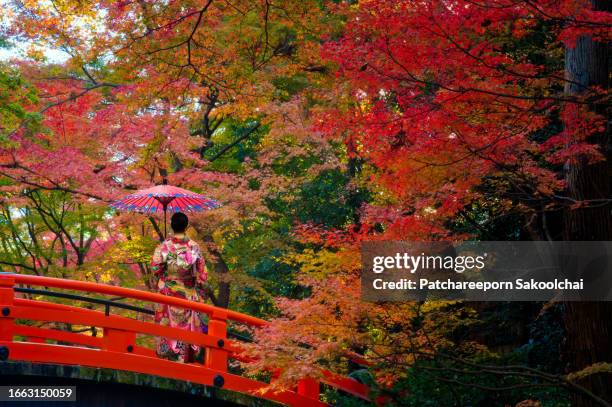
566,362,612,383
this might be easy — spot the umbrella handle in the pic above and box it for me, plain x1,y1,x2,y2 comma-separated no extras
163,205,167,240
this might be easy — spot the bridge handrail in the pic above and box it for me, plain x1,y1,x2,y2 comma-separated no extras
5,273,266,327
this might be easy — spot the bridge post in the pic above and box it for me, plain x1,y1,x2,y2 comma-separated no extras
0,275,15,344
297,378,320,401
205,310,228,372
103,328,136,354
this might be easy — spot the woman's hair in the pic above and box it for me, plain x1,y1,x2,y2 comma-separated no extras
170,212,189,233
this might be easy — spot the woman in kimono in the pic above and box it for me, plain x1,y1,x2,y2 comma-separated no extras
151,212,207,363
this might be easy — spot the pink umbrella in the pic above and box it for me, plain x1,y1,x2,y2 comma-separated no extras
110,180,221,238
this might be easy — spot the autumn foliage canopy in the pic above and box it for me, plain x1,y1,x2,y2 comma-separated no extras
1,0,611,405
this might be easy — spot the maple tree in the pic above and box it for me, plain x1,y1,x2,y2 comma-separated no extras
0,0,611,406
0,0,336,307
244,1,612,405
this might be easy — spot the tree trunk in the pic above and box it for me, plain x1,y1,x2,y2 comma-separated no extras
214,258,231,308
202,235,231,308
562,1,612,405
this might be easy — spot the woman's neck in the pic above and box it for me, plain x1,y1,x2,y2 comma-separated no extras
172,233,186,240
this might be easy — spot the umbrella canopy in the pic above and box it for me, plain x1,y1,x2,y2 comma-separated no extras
110,184,220,214
110,183,221,238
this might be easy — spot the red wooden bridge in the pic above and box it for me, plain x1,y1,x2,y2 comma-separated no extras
0,273,370,406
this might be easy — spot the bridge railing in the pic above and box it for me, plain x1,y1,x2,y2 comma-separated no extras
0,273,369,407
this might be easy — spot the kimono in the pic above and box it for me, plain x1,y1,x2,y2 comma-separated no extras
151,236,207,362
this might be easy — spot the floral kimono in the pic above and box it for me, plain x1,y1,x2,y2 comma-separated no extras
151,236,207,362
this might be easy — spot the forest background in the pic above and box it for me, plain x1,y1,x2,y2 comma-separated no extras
0,1,611,406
